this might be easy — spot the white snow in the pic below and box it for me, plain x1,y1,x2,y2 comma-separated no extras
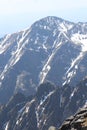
83,100,87,108
62,81,67,86
70,92,74,98
59,23,68,32
36,90,55,128
40,91,54,106
66,23,73,30
70,88,77,100
59,22,73,33
0,29,30,82
44,26,47,29
16,99,35,126
16,117,22,125
35,110,39,127
16,120,19,125
4,122,9,130
71,33,87,52
63,33,87,84
34,37,39,44
10,29,30,66
0,34,11,54
42,44,47,51
53,29,57,37
64,51,85,84
39,54,52,83
25,99,35,113
25,106,29,113
39,42,63,84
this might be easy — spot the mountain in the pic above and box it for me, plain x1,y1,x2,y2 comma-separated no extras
0,79,87,130
0,16,87,104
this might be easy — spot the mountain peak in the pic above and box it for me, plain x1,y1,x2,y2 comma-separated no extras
0,16,87,104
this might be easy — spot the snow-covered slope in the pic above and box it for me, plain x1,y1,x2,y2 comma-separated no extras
0,16,87,103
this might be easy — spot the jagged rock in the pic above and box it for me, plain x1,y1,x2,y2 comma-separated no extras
59,107,87,130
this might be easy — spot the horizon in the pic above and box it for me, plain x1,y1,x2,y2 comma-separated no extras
0,0,87,37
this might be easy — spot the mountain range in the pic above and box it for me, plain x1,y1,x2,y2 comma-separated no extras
0,16,87,129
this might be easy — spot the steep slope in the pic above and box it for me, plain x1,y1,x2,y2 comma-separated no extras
0,16,87,103
0,79,87,130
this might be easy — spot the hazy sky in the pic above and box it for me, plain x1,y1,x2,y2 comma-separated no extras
0,0,87,37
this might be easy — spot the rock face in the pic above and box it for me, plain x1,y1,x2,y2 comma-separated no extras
0,16,87,103
0,79,87,130
59,107,87,130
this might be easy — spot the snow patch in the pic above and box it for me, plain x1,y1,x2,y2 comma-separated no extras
0,29,30,83
39,42,63,84
36,90,55,128
4,122,9,130
42,44,47,51
35,110,39,127
59,23,68,32
25,99,35,113
0,34,11,54
16,117,23,125
59,22,73,33
63,50,86,85
71,33,87,52
70,88,77,100
39,91,54,107
83,100,87,108
63,33,87,84
25,106,29,113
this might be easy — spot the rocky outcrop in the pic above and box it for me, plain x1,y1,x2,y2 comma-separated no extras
59,107,87,130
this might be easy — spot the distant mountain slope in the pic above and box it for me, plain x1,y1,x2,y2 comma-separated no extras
0,79,87,130
0,16,87,103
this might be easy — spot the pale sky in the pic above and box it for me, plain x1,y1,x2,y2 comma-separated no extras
0,0,87,37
